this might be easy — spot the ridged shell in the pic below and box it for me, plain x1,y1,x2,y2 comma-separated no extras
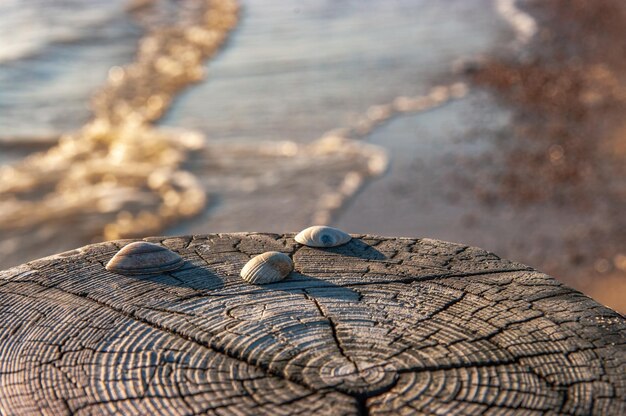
105,242,184,275
240,251,293,285
294,226,352,248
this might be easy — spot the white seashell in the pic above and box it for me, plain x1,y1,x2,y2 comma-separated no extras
295,225,352,248
240,251,293,285
106,242,184,275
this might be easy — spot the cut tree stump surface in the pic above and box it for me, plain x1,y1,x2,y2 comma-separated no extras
0,233,624,415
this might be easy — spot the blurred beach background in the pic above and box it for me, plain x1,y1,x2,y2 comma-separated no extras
0,0,624,312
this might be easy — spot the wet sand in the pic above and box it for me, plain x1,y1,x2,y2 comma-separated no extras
470,0,626,312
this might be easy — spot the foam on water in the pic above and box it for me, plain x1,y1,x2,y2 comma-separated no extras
0,0,241,266
494,0,537,46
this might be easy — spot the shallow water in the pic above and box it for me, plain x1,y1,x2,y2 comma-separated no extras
0,0,140,141
162,0,509,142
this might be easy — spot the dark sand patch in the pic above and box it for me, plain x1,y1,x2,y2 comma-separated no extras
466,0,626,311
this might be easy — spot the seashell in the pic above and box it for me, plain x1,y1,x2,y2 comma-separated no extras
106,241,184,275
295,225,352,248
240,251,293,285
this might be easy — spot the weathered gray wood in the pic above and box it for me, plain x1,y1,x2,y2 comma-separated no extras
0,233,624,415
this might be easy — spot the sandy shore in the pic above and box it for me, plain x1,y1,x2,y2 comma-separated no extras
470,0,626,311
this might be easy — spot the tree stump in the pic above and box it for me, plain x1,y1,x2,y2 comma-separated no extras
0,233,624,415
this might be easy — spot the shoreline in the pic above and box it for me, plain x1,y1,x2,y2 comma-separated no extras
335,0,626,313
1,0,623,313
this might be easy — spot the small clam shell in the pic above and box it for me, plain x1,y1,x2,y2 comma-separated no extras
240,251,293,285
295,226,352,248
105,242,184,275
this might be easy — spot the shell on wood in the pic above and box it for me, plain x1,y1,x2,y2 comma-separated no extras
295,225,352,248
240,251,293,285
105,242,184,275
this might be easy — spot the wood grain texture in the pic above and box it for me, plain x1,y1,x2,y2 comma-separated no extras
0,233,624,415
